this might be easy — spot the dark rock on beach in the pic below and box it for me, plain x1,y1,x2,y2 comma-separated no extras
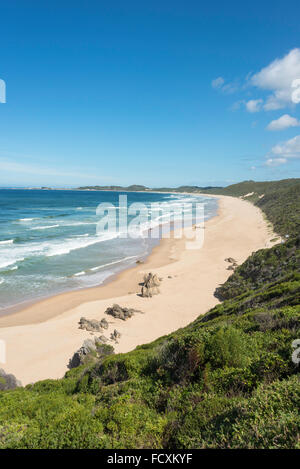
68,337,114,369
0,368,22,390
100,318,109,329
98,335,108,343
79,317,108,332
110,329,121,342
105,304,143,320
225,257,237,264
225,257,238,271
141,272,161,297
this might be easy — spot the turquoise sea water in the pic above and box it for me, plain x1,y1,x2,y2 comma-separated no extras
0,189,218,311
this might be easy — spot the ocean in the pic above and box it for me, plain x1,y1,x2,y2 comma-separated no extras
0,189,218,311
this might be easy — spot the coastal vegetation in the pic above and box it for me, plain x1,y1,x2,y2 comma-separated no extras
203,178,300,239
0,179,299,449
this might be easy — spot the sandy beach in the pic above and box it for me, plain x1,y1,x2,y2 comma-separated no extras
0,195,277,385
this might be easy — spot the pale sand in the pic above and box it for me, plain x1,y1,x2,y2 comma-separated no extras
0,195,277,385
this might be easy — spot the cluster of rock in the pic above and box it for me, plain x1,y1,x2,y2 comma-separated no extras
105,304,143,321
79,317,109,332
0,368,22,391
225,257,238,271
141,272,161,297
110,329,121,342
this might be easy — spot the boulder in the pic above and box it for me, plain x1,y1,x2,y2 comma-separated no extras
141,272,161,298
225,257,237,264
100,318,109,329
105,304,143,320
68,337,114,369
69,338,97,368
0,368,22,390
110,329,121,342
79,317,107,332
98,335,108,344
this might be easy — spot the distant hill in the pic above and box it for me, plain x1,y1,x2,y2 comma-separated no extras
152,185,221,193
77,184,222,193
77,184,149,191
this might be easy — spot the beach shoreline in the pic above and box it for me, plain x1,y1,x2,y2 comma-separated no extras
0,195,278,385
0,191,217,324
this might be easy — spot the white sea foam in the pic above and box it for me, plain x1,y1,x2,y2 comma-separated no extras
89,255,137,272
45,232,120,257
62,222,97,227
0,232,121,269
72,255,138,278
0,255,25,269
31,224,59,230
0,239,14,245
0,278,4,285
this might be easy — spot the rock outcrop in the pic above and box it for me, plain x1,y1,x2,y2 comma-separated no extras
225,257,238,271
110,329,121,342
79,317,109,332
141,272,161,297
0,368,22,390
98,335,108,344
68,337,114,369
105,304,143,320
69,338,97,368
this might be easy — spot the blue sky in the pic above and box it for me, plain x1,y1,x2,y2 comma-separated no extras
0,1,300,187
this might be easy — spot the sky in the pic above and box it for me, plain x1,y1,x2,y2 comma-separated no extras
0,1,300,187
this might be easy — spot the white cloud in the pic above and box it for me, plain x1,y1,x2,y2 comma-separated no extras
251,48,300,110
266,114,300,131
212,77,237,94
245,99,263,113
265,157,287,166
292,78,300,103
270,134,300,158
265,134,300,166
212,77,225,89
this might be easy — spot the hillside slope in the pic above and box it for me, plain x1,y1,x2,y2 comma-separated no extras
202,178,300,238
